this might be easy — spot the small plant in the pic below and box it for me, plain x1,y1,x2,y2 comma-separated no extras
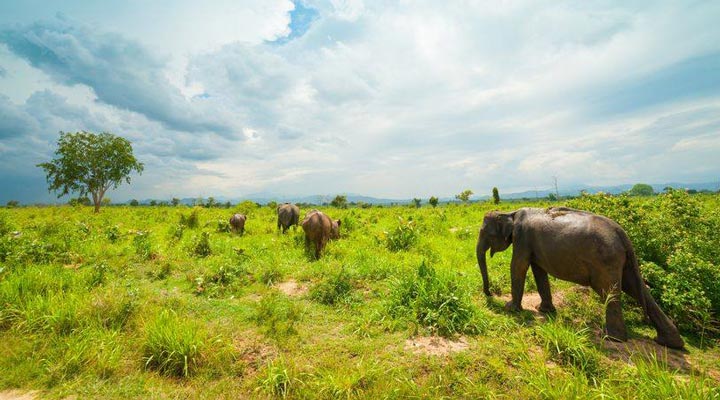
536,319,601,377
105,225,120,243
133,231,154,260
170,224,184,241
386,261,481,336
179,208,201,229
88,263,108,287
257,263,283,286
216,219,231,233
192,232,212,257
310,269,354,305
385,217,418,251
143,310,206,377
259,359,294,398
253,293,302,339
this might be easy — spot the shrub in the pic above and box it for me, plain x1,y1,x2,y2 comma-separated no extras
105,225,120,243
253,293,302,339
216,219,231,233
386,261,481,336
385,217,418,252
536,320,601,377
133,231,154,260
179,207,201,229
143,310,206,377
310,269,354,305
192,232,212,257
259,359,295,398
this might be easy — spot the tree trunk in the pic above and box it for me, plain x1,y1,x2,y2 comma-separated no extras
92,191,101,213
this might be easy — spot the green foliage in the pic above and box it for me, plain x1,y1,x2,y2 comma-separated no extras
105,225,120,243
629,183,654,196
6,200,20,208
216,219,231,233
132,231,154,260
387,261,481,336
492,187,500,205
428,196,439,208
455,189,473,203
192,232,212,257
179,207,201,228
259,359,295,398
310,269,354,305
536,319,601,376
253,293,302,339
385,217,418,251
143,310,206,377
331,195,348,209
129,199,139,206
37,131,144,212
412,198,421,208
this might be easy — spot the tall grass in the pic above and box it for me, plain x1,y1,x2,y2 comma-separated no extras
143,310,206,377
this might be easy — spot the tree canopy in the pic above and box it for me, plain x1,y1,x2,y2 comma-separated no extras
629,183,654,196
37,131,143,212
492,187,500,205
455,189,473,203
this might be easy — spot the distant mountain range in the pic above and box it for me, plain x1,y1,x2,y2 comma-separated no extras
132,181,720,205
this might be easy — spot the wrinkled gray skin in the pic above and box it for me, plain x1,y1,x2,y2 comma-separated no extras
229,214,246,234
477,207,684,349
301,210,340,259
277,203,300,233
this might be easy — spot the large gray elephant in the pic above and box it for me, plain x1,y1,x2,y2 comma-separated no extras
476,207,684,349
277,203,300,233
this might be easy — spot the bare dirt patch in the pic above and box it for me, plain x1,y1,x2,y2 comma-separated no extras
0,391,39,400
405,336,469,356
233,332,276,373
499,290,566,317
274,279,308,297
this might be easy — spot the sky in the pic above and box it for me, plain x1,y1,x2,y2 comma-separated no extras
0,0,719,203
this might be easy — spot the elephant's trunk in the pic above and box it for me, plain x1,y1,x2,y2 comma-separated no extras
477,234,491,296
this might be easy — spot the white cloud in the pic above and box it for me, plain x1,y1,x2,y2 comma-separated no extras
1,1,719,202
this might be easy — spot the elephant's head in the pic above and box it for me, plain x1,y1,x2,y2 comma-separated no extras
330,219,341,239
477,211,515,296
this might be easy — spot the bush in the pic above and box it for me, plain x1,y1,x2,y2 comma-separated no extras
536,320,601,377
143,310,206,377
386,261,481,336
310,269,354,305
385,217,418,252
180,208,201,229
216,219,231,233
192,232,212,257
253,293,302,339
133,231,154,260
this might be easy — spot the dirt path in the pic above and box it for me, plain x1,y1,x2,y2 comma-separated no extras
0,391,38,400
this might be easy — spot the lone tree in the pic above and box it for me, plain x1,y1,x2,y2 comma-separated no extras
455,189,473,204
38,131,143,213
412,198,422,208
629,183,654,196
331,195,348,209
492,187,500,205
428,196,439,208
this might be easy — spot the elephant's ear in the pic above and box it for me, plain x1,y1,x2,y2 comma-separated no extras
498,213,514,244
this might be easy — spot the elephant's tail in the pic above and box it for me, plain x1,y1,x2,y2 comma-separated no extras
619,228,648,317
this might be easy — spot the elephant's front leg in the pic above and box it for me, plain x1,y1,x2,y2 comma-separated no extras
506,252,530,312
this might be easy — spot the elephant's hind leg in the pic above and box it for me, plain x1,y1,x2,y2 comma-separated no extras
621,268,684,349
531,264,556,314
593,281,628,342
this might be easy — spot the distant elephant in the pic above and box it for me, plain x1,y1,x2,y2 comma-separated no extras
476,207,684,349
229,213,246,234
277,203,300,233
301,210,340,259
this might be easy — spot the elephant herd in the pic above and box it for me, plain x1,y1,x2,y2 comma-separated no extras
228,203,685,349
229,203,340,259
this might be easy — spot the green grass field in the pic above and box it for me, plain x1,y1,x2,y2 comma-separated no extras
1,196,719,399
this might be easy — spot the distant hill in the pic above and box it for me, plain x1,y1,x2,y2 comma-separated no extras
129,181,720,206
